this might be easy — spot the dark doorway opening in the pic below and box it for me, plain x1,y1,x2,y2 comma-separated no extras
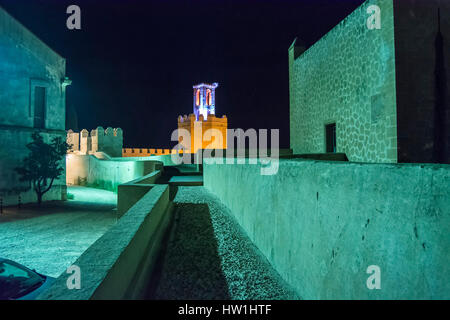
325,123,336,153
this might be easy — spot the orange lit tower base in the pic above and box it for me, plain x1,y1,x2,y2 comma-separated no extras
178,113,227,154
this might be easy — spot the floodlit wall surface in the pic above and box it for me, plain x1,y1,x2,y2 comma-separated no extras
66,154,158,192
0,7,66,205
204,159,450,299
117,170,162,217
0,7,65,129
289,0,397,163
0,129,67,205
37,184,173,300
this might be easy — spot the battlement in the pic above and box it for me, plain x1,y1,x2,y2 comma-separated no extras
67,127,123,157
122,148,177,157
178,113,227,124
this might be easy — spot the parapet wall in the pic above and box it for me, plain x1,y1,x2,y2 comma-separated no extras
177,113,227,124
66,154,159,192
204,159,450,299
37,184,173,300
123,148,172,157
67,127,123,157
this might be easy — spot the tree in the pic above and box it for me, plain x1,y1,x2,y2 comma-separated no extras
15,132,71,205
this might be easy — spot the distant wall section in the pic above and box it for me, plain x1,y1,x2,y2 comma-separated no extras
66,154,159,192
123,148,172,157
67,127,123,157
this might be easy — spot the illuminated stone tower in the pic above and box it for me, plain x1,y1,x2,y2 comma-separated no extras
193,82,218,120
178,82,227,153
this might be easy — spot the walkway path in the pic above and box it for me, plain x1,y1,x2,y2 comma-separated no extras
149,186,299,300
0,186,117,277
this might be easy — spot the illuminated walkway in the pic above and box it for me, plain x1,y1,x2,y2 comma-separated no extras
148,186,299,300
0,186,117,277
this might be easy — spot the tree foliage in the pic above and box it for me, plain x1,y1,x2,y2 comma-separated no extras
15,132,71,205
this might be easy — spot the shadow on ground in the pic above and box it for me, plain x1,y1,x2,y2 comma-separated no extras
147,203,230,299
148,186,299,300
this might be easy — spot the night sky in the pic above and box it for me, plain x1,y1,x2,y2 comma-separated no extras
0,0,364,148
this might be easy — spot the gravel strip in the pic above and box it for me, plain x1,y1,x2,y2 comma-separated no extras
151,186,299,300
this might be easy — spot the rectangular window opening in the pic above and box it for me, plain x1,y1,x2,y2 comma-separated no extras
325,123,336,153
34,86,46,129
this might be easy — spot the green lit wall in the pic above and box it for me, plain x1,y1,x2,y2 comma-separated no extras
204,159,450,299
66,154,159,192
0,7,67,205
289,0,397,163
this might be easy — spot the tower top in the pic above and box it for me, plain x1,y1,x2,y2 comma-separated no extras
193,82,219,89
193,82,219,120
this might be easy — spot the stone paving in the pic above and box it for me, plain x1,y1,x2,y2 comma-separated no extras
0,186,117,277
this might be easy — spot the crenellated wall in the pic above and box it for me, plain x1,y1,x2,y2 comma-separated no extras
67,127,123,157
122,148,173,157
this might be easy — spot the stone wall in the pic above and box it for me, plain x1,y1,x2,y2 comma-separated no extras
0,129,67,206
117,170,162,217
178,113,228,153
204,159,450,299
122,148,172,157
0,7,67,205
66,154,159,192
0,7,66,130
114,154,178,166
67,127,123,157
289,0,397,163
37,184,173,300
